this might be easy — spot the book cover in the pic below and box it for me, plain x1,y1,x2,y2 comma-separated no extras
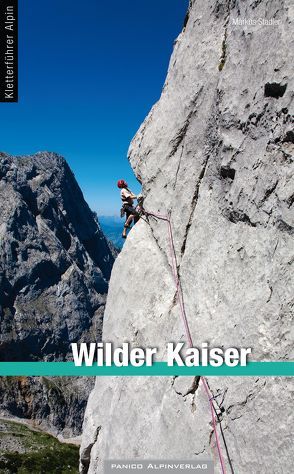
0,1,293,473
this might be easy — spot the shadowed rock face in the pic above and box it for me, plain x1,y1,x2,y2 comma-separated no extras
0,151,115,361
0,151,115,437
81,0,293,472
0,376,93,437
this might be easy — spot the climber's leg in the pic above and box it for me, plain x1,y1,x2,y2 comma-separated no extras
125,205,140,226
122,224,129,239
122,205,140,239
122,209,133,238
122,214,136,238
125,214,134,227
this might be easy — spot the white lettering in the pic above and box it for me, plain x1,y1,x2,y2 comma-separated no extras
71,342,96,366
167,342,185,366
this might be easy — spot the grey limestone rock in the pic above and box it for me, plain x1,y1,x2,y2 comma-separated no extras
81,0,294,471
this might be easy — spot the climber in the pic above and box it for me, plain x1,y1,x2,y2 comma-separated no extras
117,179,140,238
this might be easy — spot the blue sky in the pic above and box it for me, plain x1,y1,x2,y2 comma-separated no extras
0,0,188,214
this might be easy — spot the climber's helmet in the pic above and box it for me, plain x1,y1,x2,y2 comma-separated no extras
117,179,128,189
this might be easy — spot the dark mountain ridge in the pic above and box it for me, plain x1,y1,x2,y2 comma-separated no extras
0,151,115,437
0,151,115,361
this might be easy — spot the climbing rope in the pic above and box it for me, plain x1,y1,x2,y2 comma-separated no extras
144,210,229,474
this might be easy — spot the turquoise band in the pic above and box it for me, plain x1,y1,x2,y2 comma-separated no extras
0,361,293,376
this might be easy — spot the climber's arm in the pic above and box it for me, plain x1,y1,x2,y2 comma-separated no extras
123,189,137,200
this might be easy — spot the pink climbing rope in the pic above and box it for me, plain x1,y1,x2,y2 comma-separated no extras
145,210,227,474
201,376,227,474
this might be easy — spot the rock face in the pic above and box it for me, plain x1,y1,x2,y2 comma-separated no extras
0,151,115,361
0,151,115,435
0,376,93,437
81,0,294,472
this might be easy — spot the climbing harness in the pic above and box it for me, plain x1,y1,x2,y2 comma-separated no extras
141,207,234,474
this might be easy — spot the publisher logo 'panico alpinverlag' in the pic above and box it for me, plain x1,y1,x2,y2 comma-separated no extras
0,0,18,102
104,461,214,474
